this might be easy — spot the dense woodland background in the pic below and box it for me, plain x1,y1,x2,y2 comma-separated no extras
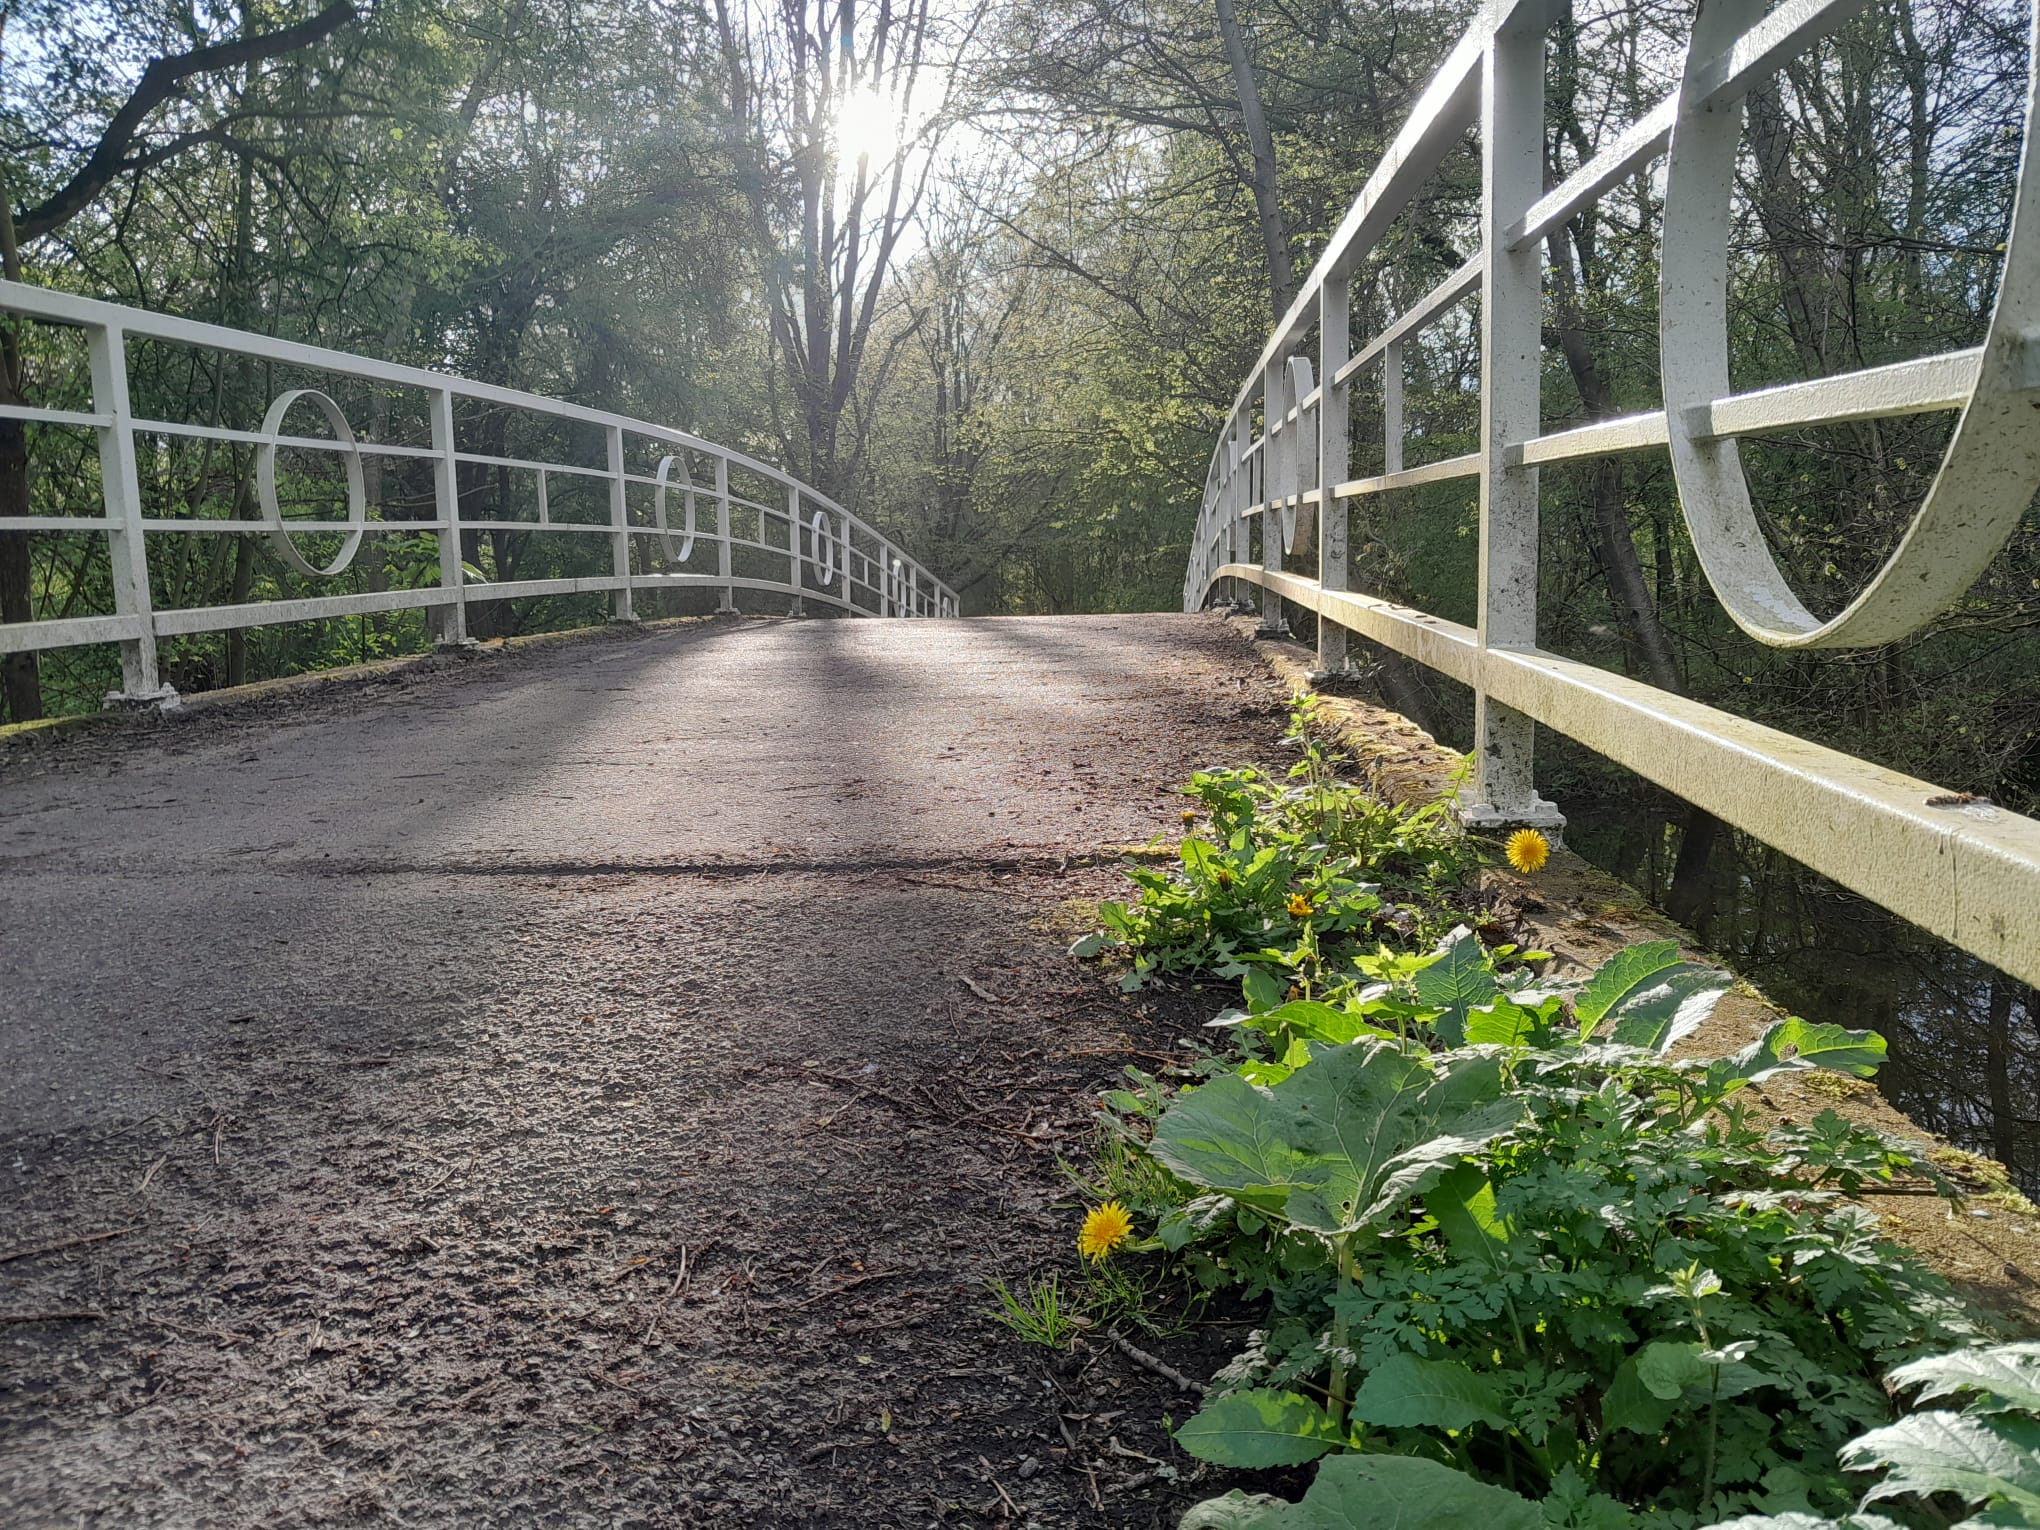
3,1,2037,1168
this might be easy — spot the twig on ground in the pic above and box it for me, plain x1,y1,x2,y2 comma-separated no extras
1109,1330,1207,1395
785,1268,917,1310
643,1245,690,1344
799,1436,885,1462
958,974,1005,1004
137,1155,168,1192
978,1455,1021,1518
0,1309,104,1325
0,1227,130,1265
421,1151,476,1195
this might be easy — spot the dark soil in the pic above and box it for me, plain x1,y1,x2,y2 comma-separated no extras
0,613,1300,1527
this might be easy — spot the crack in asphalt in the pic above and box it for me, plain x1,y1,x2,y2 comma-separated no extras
297,850,1163,879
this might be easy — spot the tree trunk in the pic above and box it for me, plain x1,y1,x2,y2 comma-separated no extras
0,155,43,722
1213,0,1295,318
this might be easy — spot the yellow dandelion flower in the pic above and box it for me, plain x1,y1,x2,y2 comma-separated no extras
1505,828,1551,874
1286,892,1314,918
1078,1201,1134,1261
1180,808,1199,823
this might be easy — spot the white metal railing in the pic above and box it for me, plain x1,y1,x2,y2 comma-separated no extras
0,280,957,705
1183,0,2040,988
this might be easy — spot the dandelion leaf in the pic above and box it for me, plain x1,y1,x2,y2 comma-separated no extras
1349,1353,1510,1431
1172,1454,1544,1530
1172,1388,1340,1468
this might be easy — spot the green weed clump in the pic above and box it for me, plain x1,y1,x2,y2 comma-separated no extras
1065,702,2027,1530
1072,695,1476,994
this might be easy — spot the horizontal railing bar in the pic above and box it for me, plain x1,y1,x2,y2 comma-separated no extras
150,586,457,636
1687,348,1978,440
0,516,114,532
457,451,610,479
0,403,113,428
1335,256,1484,387
1508,99,1674,251
1209,563,2040,987
0,613,146,653
0,279,903,541
1507,349,1981,467
135,418,442,459
1332,452,1481,497
1509,411,1669,467
1693,0,1879,106
142,518,433,533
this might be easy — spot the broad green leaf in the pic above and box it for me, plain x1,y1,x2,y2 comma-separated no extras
1602,1355,1678,1436
1256,1000,1391,1046
1174,1454,1544,1530
1414,927,1500,1047
1243,967,1289,1014
1156,1195,1237,1253
1277,1044,1518,1234
1151,1041,1518,1236
1575,942,1682,1026
1890,1344,2040,1414
1147,1072,1330,1218
1570,942,1730,1050
1850,1412,2040,1514
1727,1018,1889,1082
1349,1353,1509,1431
1428,1163,1514,1273
1068,931,1112,958
1172,1388,1339,1467
1575,942,1729,1050
1464,997,1546,1047
1633,1340,1768,1404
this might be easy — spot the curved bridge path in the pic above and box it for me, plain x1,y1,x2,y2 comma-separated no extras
0,614,1293,1530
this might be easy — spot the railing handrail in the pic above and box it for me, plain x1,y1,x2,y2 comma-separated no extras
0,278,958,702
1183,0,2040,989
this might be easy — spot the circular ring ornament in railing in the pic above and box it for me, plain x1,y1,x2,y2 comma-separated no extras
1659,0,2040,649
652,453,699,563
256,388,366,578
808,510,836,585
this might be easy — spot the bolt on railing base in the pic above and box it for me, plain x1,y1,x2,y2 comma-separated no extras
1253,617,1293,639
606,612,643,626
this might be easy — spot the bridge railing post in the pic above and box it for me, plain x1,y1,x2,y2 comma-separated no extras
606,424,636,623
1256,365,1290,637
839,512,852,610
715,455,736,614
1230,417,1250,609
1383,340,1404,476
1464,13,1564,834
84,322,173,705
786,484,805,617
428,386,470,647
1315,274,1353,680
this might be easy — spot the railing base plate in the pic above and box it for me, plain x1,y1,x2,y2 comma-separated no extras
102,684,181,714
